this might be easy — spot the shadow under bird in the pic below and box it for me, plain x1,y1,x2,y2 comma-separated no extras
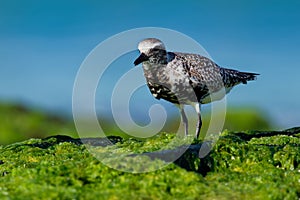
134,38,259,139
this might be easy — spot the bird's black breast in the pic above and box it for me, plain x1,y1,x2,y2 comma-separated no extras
147,82,180,104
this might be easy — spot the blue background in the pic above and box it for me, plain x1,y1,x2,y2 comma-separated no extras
1,0,300,128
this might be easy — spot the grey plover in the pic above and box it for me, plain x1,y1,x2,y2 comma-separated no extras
134,38,259,139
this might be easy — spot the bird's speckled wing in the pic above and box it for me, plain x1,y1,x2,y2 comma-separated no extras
172,52,224,93
172,52,258,91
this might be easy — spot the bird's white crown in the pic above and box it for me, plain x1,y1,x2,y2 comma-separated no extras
138,38,166,54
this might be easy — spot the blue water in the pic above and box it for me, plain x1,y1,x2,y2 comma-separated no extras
1,0,300,128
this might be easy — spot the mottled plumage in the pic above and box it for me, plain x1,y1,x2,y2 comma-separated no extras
134,38,259,138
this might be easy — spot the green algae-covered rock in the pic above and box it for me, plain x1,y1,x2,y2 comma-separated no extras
0,128,299,199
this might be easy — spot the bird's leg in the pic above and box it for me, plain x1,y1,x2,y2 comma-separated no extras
193,103,202,139
177,104,188,136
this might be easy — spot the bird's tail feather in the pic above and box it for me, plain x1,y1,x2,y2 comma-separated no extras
221,67,259,85
238,71,259,84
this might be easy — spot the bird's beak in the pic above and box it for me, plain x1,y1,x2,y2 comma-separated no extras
134,53,149,66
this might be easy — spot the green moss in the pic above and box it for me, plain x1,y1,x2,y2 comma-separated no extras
0,129,299,199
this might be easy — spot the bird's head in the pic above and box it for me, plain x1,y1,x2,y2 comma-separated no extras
134,38,166,66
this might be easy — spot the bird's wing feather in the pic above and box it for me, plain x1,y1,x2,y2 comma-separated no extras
173,52,259,89
174,53,224,93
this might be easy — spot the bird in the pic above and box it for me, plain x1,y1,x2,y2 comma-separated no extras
134,38,259,139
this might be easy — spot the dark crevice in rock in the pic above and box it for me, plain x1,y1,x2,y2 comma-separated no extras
25,135,123,149
129,142,214,176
